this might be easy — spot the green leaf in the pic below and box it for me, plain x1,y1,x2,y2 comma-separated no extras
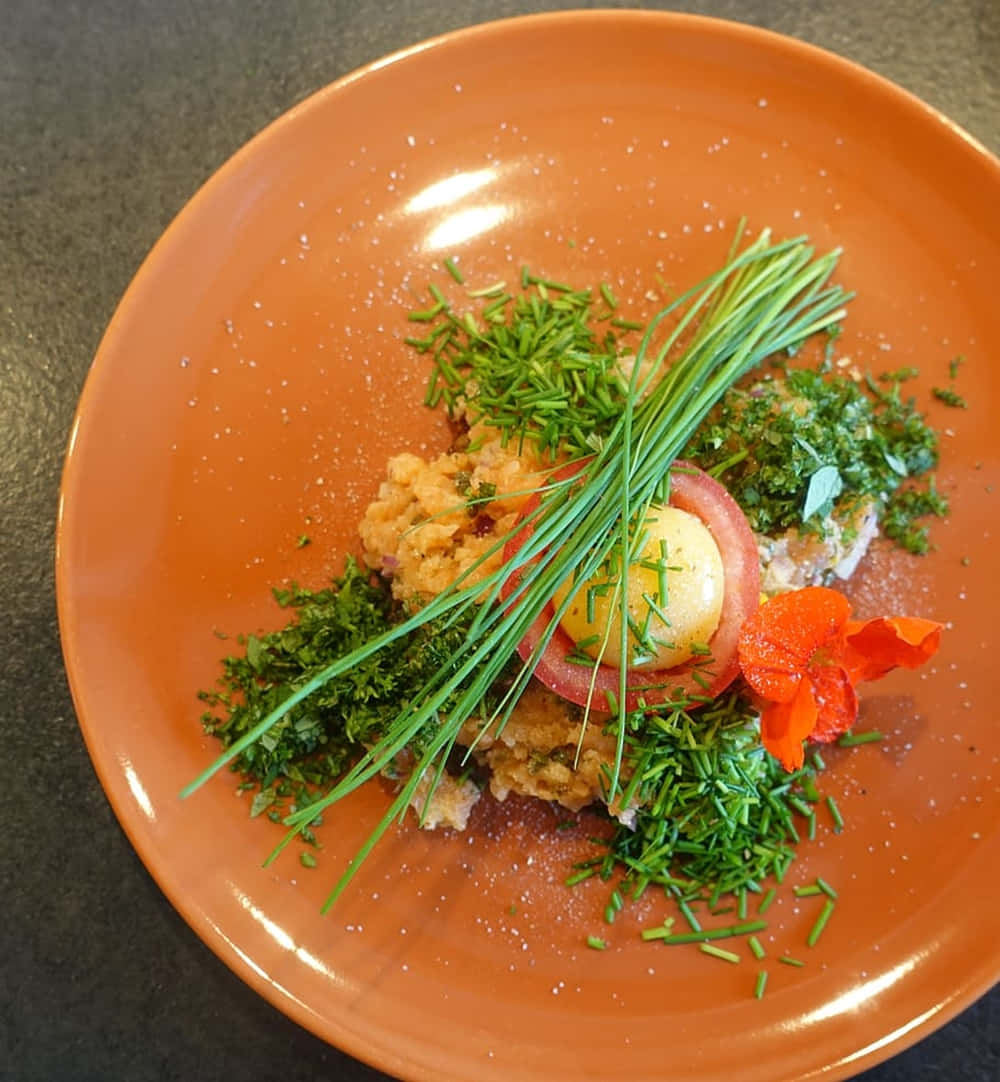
250,789,276,818
802,464,843,521
883,449,908,476
246,634,265,673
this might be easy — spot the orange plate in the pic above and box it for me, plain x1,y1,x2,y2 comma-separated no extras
57,11,1000,1082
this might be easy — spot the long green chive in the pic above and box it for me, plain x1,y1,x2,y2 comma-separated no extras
183,227,850,909
644,919,767,945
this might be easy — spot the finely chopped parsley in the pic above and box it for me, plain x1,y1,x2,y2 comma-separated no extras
189,228,946,968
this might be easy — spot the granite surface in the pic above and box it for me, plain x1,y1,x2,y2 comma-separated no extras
2,2,997,1080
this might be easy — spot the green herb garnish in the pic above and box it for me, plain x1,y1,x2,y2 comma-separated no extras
576,690,833,909
684,363,944,551
184,226,850,911
932,386,968,408
416,274,643,459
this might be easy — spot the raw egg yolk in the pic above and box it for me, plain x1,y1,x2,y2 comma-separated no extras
553,505,725,670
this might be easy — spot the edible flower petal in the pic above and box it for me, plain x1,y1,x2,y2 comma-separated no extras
843,616,943,683
737,586,942,771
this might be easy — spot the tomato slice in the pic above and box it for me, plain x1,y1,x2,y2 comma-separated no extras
502,460,760,712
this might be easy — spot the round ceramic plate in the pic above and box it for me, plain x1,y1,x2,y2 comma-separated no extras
57,11,1000,1082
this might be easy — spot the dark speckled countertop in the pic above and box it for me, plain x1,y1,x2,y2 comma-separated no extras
3,3,997,1080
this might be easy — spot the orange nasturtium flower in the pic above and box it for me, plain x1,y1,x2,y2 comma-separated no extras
737,586,942,771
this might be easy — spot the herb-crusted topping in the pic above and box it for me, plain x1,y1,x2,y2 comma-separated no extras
683,365,946,552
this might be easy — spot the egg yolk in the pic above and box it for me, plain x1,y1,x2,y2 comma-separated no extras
552,505,725,670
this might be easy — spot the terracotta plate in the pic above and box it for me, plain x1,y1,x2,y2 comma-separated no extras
57,11,1000,1082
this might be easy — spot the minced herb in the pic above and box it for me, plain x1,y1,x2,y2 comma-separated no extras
198,557,511,815
683,364,946,552
932,386,968,409
881,478,949,554
453,470,497,515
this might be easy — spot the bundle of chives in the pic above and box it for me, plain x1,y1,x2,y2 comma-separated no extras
181,225,850,909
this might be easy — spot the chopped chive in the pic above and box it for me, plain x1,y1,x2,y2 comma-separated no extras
466,280,506,298
788,796,814,819
587,935,608,950
807,899,836,947
610,317,644,331
299,850,317,869
837,730,884,747
730,921,770,935
678,899,701,932
758,888,777,915
565,868,596,887
779,955,806,967
748,936,766,960
644,920,767,945
443,256,464,284
826,795,845,833
794,884,822,898
700,943,741,964
811,751,827,772
529,275,575,292
754,970,769,999
408,302,445,323
800,775,821,803
817,877,838,900
640,918,675,942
